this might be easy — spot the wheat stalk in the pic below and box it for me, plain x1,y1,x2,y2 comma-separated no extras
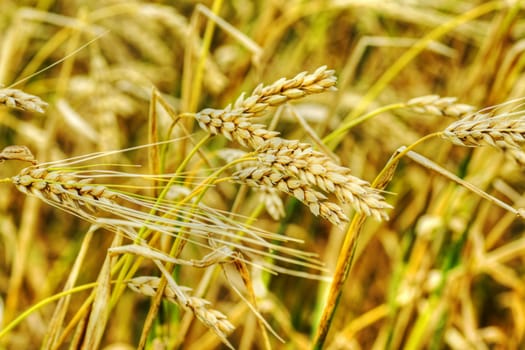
128,276,235,348
256,137,391,221
0,88,48,113
194,65,337,148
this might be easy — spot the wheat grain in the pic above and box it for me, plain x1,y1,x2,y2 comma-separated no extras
256,138,391,220
233,166,348,225
260,187,286,220
0,88,48,113
407,95,475,119
128,276,235,347
217,148,285,219
195,66,337,148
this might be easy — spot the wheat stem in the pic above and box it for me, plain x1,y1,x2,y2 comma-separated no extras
0,283,97,340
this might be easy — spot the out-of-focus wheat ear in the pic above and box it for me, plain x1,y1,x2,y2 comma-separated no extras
128,276,235,349
0,145,37,164
256,138,391,220
260,187,286,220
233,166,348,225
0,88,48,113
407,95,475,118
501,146,525,166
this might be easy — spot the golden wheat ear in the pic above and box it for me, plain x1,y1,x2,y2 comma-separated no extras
194,66,337,148
0,145,37,164
0,88,48,113
128,276,235,349
407,94,476,118
441,98,525,165
254,137,391,220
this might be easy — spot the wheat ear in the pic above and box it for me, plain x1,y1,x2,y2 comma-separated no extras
0,145,37,164
407,94,475,118
234,166,348,225
0,88,48,113
128,276,235,348
256,137,391,220
195,65,337,148
441,98,525,165
12,167,117,211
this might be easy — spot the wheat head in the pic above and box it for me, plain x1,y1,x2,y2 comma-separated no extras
407,94,475,119
195,65,337,148
441,99,525,165
255,137,391,221
128,276,235,347
12,167,117,211
0,88,48,113
234,166,348,225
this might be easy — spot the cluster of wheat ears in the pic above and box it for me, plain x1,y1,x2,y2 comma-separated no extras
2,1,525,350
2,65,525,348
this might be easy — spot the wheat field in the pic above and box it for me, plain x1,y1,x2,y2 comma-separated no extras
1,1,525,349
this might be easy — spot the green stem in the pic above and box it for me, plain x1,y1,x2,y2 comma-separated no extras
312,133,441,349
323,103,405,146
0,282,98,339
